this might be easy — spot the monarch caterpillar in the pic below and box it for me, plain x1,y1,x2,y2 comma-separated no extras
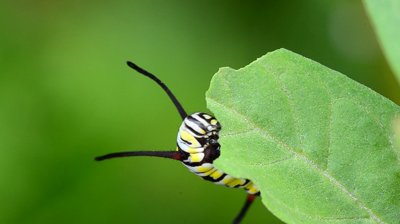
95,62,260,224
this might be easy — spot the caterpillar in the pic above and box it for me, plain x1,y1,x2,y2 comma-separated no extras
95,61,260,224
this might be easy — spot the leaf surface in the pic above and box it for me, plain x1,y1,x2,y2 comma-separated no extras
206,49,400,224
364,0,400,81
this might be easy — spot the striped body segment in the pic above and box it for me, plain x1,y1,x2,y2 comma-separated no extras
177,112,259,195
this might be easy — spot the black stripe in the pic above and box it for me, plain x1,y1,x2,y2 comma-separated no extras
241,179,250,187
187,115,207,128
184,123,203,136
224,176,235,185
202,172,226,182
202,175,215,182
233,179,249,188
194,166,213,174
214,173,226,182
194,136,208,146
202,173,226,182
183,161,205,167
198,112,214,122
179,136,192,145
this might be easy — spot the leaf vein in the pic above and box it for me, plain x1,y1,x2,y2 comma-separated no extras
207,96,385,224
314,74,334,170
270,71,302,147
337,97,396,161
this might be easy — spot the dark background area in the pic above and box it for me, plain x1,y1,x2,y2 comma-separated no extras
0,1,398,223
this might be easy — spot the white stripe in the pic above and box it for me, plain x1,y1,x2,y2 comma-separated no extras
185,119,205,134
183,163,214,175
192,113,210,127
182,126,204,138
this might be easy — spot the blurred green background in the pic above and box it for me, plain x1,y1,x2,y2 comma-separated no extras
1,0,399,223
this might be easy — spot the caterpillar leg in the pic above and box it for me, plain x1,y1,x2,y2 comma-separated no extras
232,194,257,224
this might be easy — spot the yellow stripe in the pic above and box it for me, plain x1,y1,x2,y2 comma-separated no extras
186,147,203,153
221,175,235,185
180,130,201,147
189,153,204,162
247,187,259,194
198,127,206,134
209,169,224,180
202,168,217,176
244,182,259,194
196,164,213,173
226,178,246,187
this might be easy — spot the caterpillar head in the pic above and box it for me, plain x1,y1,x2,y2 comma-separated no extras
177,112,222,163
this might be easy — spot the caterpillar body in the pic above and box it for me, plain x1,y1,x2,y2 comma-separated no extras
178,112,259,195
95,61,260,224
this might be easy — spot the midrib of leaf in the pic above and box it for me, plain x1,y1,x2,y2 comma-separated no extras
206,96,385,223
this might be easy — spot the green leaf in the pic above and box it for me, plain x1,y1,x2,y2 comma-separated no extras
206,49,400,224
364,0,400,81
